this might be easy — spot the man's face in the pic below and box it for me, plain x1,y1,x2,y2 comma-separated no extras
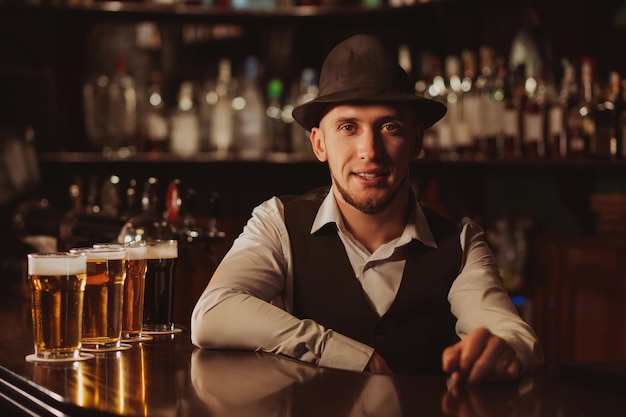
310,102,423,214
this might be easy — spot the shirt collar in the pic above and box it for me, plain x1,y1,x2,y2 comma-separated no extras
311,186,437,249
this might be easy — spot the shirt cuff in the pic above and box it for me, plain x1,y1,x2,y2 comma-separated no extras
317,331,375,372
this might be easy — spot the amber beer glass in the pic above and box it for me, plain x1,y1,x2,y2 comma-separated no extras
143,239,178,332
27,252,87,360
71,247,126,349
94,242,148,340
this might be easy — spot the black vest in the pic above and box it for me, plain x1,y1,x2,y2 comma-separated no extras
281,187,461,374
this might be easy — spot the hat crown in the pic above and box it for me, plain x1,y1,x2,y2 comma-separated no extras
291,33,446,131
319,34,414,96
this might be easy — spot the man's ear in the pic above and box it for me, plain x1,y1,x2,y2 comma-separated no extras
310,128,327,162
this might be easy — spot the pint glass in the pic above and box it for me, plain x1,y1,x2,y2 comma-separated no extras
71,246,126,349
143,239,178,332
27,252,87,360
94,241,148,340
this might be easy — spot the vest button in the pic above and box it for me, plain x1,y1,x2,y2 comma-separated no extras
374,324,386,335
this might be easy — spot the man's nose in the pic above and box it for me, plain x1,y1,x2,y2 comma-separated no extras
357,129,380,160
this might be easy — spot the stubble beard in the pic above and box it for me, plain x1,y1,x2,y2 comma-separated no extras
332,172,405,214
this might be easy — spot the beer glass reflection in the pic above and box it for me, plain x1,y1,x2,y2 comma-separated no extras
27,252,87,360
70,247,126,350
143,239,178,333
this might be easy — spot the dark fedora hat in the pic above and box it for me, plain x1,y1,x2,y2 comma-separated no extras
292,34,446,132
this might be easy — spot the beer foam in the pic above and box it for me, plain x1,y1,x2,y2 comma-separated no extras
125,245,147,260
81,248,127,261
28,254,86,276
146,242,178,260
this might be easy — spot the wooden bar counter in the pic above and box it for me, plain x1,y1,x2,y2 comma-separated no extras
1,282,624,417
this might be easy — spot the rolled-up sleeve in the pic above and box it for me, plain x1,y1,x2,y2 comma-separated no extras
191,197,374,371
449,218,544,370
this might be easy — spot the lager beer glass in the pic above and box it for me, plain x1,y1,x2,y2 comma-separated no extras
94,242,148,340
27,252,87,360
70,246,126,350
143,239,178,333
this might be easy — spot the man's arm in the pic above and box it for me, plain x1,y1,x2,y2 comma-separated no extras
190,197,374,371
445,219,544,382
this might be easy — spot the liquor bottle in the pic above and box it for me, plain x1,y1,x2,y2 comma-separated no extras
545,59,575,160
617,74,626,159
143,70,169,153
209,58,236,157
495,56,518,160
460,49,481,160
594,71,619,161
266,78,290,159
442,55,462,161
100,175,122,218
478,46,502,160
169,81,200,157
521,68,546,160
107,57,138,153
83,71,109,152
234,56,266,160
289,67,318,160
566,56,596,159
424,54,448,160
413,51,438,158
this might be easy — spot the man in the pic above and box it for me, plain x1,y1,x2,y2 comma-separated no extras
191,34,543,384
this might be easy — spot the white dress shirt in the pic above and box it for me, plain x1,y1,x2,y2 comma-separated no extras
191,187,544,372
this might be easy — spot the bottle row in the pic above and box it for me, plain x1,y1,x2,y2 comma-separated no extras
82,38,626,164
82,55,318,161
412,47,626,163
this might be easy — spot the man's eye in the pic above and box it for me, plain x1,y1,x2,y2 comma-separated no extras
340,124,356,132
382,123,399,132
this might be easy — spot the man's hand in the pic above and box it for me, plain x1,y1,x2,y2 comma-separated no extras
366,351,393,375
442,327,521,385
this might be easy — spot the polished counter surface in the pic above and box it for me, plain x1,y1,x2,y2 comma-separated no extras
1,283,625,417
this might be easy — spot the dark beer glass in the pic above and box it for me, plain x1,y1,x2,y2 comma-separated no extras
142,239,178,332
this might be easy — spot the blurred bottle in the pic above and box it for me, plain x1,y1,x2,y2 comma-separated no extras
460,49,481,160
478,46,502,160
209,58,236,157
118,177,172,243
566,56,596,159
100,174,122,218
594,70,621,160
521,66,546,160
617,74,626,159
143,70,169,153
494,55,517,160
424,55,448,160
266,78,290,159
545,59,575,160
234,56,266,160
121,178,140,221
169,81,200,157
289,67,318,160
107,57,138,154
83,72,109,152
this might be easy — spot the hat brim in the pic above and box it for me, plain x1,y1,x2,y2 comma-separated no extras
292,87,447,132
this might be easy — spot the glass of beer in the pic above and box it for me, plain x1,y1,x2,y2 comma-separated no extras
94,241,148,341
70,246,127,350
143,239,178,333
27,252,87,360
